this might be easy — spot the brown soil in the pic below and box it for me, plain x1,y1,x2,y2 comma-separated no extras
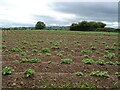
2,30,119,89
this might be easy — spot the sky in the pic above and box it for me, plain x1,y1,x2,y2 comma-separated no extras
0,0,119,28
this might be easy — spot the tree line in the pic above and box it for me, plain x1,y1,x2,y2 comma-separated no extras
70,21,106,31
1,21,119,32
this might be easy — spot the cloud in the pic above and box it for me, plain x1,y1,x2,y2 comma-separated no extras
50,2,118,22
0,0,119,28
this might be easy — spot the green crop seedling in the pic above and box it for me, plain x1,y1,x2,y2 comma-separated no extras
90,71,109,78
75,72,84,77
24,68,34,78
2,67,12,75
60,58,72,64
82,58,94,64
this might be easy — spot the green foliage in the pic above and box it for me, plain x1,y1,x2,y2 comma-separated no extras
82,58,94,64
21,58,40,63
2,67,12,75
57,53,63,57
75,72,84,76
115,61,120,65
80,83,97,90
96,59,105,65
104,53,116,59
45,53,51,56
105,45,115,50
24,68,34,78
40,48,50,53
2,45,6,49
22,41,29,44
96,28,116,32
102,42,107,45
32,49,38,53
60,58,72,64
20,51,27,56
51,43,60,49
90,71,109,77
105,61,115,65
48,60,52,64
91,46,97,50
115,72,120,78
21,58,29,63
70,21,106,31
35,21,46,29
29,58,40,63
11,47,22,52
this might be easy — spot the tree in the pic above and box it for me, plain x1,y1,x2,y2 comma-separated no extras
35,21,46,29
70,21,106,31
70,23,78,31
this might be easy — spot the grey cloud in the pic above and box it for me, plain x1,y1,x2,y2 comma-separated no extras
50,2,118,22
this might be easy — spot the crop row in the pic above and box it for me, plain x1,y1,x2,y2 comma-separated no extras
2,66,120,78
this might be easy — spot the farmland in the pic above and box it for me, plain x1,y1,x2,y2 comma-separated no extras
2,30,120,89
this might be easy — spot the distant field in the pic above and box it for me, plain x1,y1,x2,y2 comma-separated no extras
2,30,119,89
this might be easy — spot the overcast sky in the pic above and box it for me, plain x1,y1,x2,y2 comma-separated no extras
0,0,119,28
